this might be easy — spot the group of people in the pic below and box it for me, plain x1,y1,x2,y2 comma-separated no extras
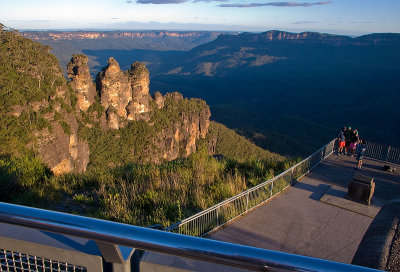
337,126,367,170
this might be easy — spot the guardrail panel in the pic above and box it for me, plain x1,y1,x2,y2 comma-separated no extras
0,249,87,272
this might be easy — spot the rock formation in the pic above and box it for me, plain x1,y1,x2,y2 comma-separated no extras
126,62,152,121
2,26,212,177
95,58,155,128
67,54,95,111
96,57,132,129
153,91,165,109
66,56,211,165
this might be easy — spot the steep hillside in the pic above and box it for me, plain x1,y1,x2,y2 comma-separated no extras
206,121,283,162
0,25,89,174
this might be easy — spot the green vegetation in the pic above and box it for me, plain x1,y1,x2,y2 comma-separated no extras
0,27,64,110
207,121,284,162
0,148,291,227
0,26,70,157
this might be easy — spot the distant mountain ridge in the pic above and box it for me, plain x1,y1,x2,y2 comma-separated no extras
20,30,231,51
20,30,233,76
214,30,400,45
22,30,224,42
161,30,400,77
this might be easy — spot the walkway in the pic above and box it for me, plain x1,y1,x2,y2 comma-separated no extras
209,155,400,264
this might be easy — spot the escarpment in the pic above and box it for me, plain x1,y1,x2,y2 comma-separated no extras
67,56,212,166
0,26,212,176
0,28,89,175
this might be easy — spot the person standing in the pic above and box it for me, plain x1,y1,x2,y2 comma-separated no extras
356,140,367,170
337,127,346,155
344,126,352,155
350,129,359,157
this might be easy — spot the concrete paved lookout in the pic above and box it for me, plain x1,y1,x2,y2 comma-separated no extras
209,154,400,264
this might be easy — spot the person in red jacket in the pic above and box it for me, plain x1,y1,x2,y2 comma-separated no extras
337,127,346,155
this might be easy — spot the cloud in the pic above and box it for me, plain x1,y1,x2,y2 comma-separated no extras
126,0,331,6
135,0,186,3
349,21,373,24
292,21,318,24
219,1,331,8
32,20,55,22
193,0,229,2
128,0,235,4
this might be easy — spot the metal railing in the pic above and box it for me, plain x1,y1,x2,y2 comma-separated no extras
364,141,400,165
165,139,336,236
0,201,380,272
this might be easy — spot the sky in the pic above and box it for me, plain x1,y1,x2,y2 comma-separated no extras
1,0,399,35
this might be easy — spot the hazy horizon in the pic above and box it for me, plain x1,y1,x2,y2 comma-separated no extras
13,27,397,38
2,0,400,36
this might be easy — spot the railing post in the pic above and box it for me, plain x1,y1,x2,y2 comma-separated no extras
216,207,219,227
386,146,391,162
291,168,294,185
270,181,273,196
245,192,249,212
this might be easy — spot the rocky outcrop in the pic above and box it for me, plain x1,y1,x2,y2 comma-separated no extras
153,91,164,109
126,62,151,121
155,93,210,161
67,56,211,165
95,58,154,128
96,57,132,129
67,54,96,111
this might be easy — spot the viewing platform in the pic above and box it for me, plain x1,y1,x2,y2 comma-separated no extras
210,154,400,263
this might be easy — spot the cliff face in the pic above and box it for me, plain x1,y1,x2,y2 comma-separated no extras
32,85,90,175
0,28,90,175
156,93,211,161
22,31,222,41
36,109,89,175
